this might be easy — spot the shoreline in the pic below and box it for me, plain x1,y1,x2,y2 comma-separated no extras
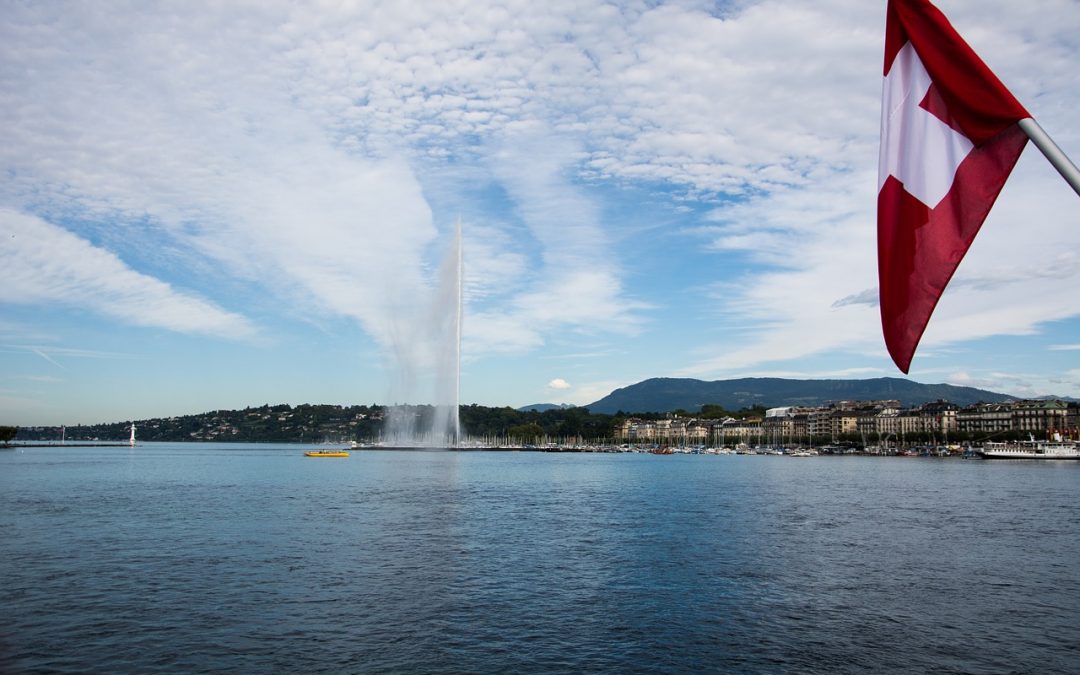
3,442,133,448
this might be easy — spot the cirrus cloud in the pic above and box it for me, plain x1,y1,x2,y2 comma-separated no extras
0,209,255,339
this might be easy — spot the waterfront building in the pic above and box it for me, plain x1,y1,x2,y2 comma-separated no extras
763,407,795,443
856,405,887,437
615,398,1073,445
654,418,673,440
615,418,656,442
807,409,832,438
876,409,899,436
920,400,959,433
957,403,1014,434
829,408,859,438
686,421,711,443
714,417,763,445
791,410,810,438
1011,399,1068,433
615,415,710,445
900,408,927,435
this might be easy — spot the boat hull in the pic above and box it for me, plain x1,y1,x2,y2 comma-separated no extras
976,451,1080,460
304,451,350,458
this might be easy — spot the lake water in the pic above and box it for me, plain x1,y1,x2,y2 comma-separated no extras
2,444,1079,673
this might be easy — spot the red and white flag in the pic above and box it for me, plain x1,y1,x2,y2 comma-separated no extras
878,0,1030,373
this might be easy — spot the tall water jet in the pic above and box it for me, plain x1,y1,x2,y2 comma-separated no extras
383,220,463,447
453,218,462,443
430,218,463,446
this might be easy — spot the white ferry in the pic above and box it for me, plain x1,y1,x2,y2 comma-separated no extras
977,436,1080,460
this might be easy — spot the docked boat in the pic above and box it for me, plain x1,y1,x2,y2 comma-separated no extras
977,438,1080,460
304,450,351,458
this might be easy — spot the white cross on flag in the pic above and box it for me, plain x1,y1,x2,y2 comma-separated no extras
878,0,1030,373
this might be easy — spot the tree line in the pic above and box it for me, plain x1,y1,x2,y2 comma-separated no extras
9,402,771,444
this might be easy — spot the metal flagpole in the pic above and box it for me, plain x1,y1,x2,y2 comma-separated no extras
1018,118,1080,197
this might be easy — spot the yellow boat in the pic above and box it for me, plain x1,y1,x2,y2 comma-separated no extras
304,450,350,458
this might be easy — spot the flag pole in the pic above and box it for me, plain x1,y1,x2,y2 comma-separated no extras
1018,118,1080,197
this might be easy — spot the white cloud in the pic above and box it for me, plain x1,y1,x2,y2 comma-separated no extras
0,345,136,361
672,0,1080,376
460,221,530,304
1,3,436,343
1,0,1077,401
586,0,883,193
717,367,889,380
2,0,662,364
461,129,648,354
680,169,885,375
12,375,65,383
547,378,571,390
946,370,1080,400
568,379,630,407
0,210,255,339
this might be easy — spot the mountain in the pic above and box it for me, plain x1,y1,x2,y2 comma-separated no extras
1033,395,1080,403
517,403,576,413
586,377,1015,414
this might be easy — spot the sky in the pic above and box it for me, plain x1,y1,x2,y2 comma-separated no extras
2,0,1078,426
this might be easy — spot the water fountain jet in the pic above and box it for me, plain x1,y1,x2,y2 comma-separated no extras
382,220,463,447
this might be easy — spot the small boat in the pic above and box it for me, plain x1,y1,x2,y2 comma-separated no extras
304,450,351,458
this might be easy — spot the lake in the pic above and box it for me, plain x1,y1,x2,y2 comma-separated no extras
2,444,1078,673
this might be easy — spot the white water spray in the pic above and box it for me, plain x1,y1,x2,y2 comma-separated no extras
383,220,463,447
453,218,463,443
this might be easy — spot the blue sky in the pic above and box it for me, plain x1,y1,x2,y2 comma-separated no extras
2,0,1078,426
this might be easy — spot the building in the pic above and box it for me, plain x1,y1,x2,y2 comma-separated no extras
957,403,1014,434
617,398,1074,444
920,400,959,433
829,408,859,438
715,417,762,444
1011,400,1069,434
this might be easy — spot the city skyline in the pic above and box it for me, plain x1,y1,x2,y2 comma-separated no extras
2,0,1078,426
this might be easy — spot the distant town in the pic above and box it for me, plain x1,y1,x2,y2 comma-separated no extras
617,398,1078,451
7,397,1078,453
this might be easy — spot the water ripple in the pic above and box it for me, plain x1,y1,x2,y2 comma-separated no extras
2,448,1078,673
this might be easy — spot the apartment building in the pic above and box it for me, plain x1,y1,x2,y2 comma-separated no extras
615,398,1073,444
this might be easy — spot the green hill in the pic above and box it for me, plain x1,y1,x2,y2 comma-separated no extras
586,377,1013,414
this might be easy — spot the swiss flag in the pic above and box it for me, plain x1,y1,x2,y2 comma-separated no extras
878,0,1030,373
